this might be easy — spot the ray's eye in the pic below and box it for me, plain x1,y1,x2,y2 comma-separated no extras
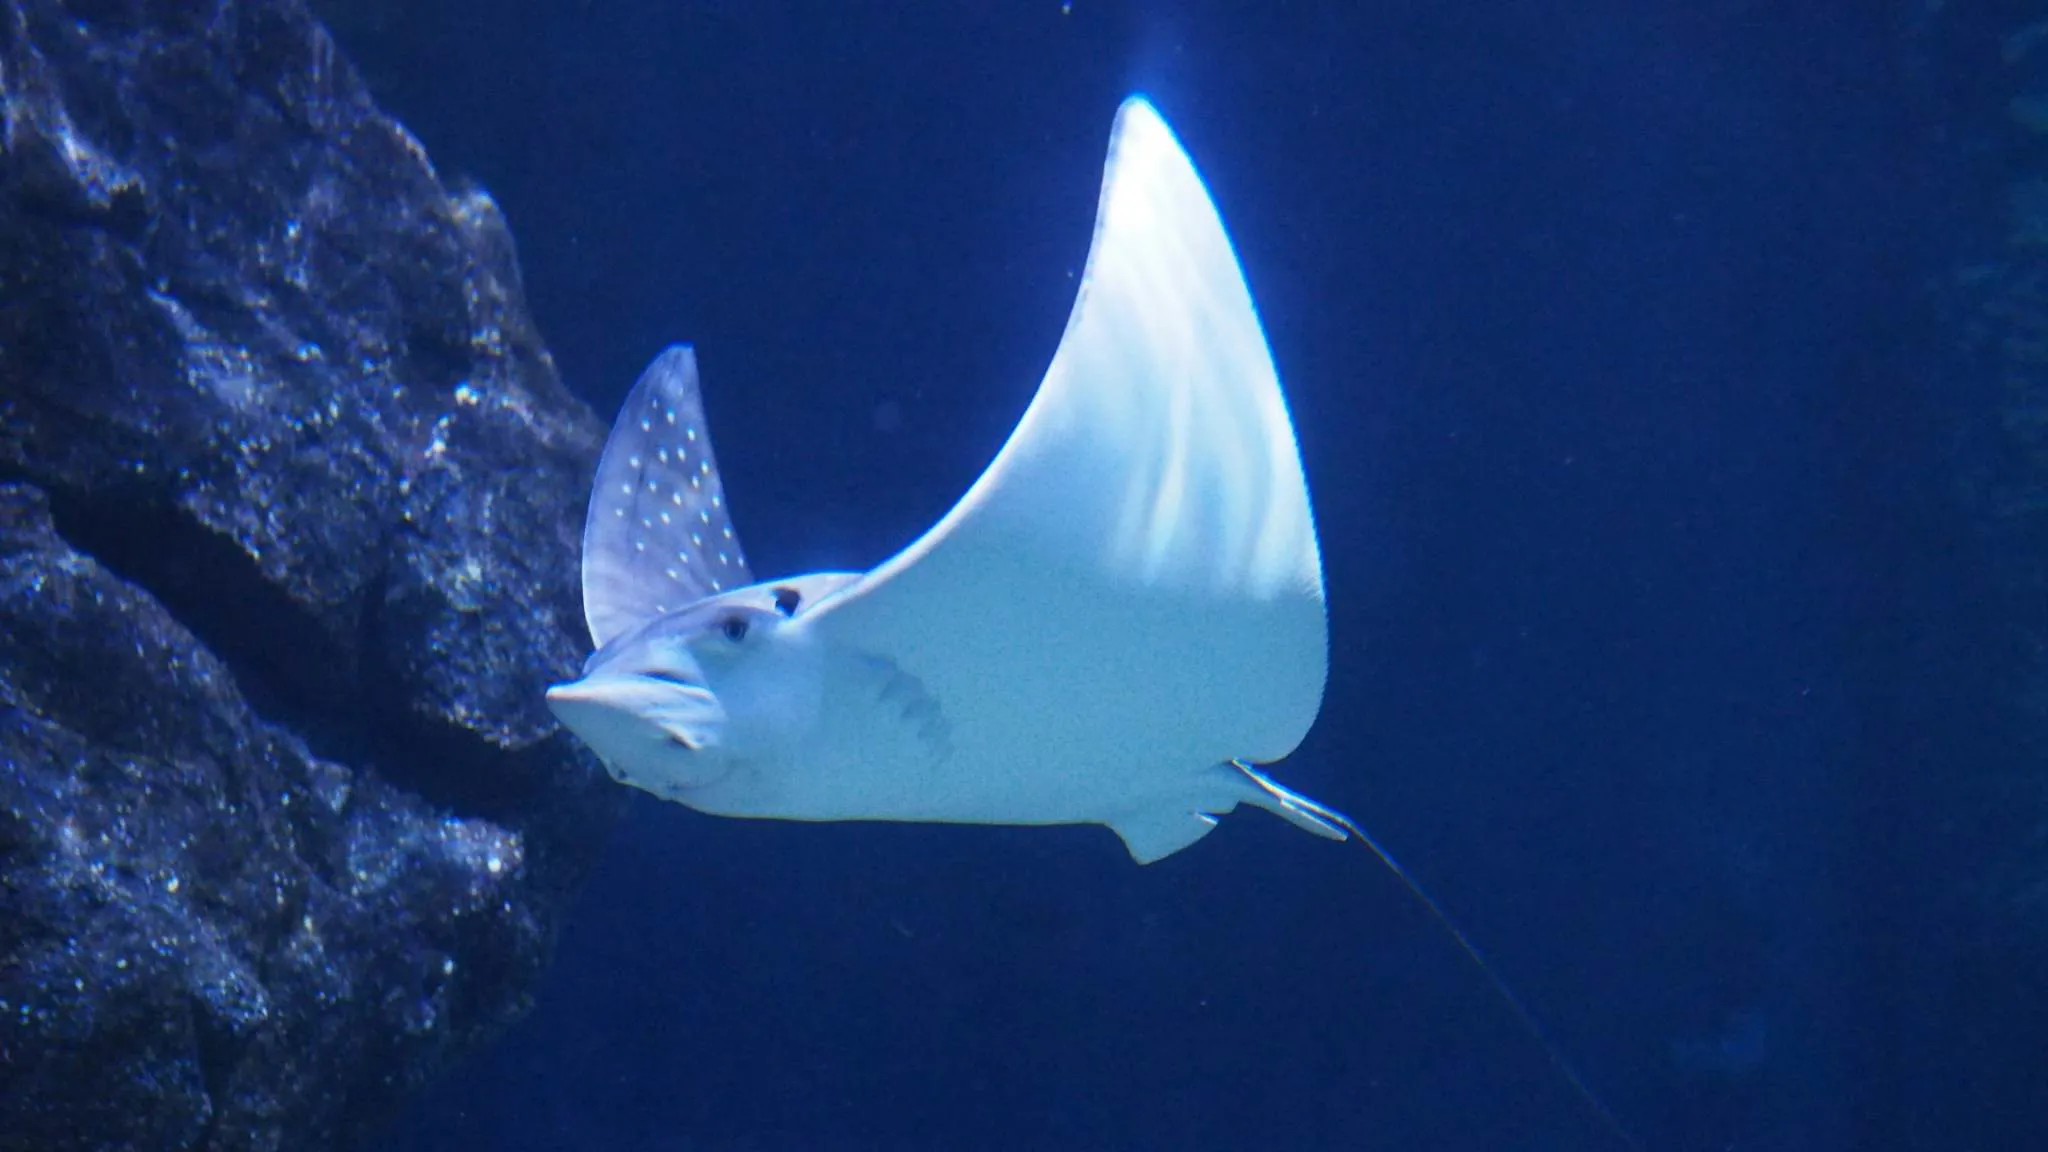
720,615,749,643
773,587,801,617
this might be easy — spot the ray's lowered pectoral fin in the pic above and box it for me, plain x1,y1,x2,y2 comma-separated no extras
580,345,754,649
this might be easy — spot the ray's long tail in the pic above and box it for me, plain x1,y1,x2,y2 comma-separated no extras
1233,761,1644,1152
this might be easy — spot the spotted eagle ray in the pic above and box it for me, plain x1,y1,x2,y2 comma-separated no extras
546,96,1638,1148
547,97,1341,864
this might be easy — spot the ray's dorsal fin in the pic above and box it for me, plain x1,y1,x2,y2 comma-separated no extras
581,346,753,648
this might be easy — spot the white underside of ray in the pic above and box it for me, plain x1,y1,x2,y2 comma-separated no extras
686,97,1334,862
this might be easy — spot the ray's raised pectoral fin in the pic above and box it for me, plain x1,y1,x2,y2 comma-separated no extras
580,345,754,649
773,96,1332,847
1110,809,1220,864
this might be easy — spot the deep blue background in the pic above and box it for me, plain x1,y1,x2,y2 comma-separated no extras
320,3,2016,1149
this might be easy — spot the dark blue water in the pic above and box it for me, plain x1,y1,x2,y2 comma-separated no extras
349,3,2023,1149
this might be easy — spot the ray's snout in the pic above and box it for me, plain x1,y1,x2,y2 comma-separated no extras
544,674,632,715
545,676,639,756
545,672,731,791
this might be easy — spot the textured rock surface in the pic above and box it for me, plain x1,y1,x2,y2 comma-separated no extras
0,1,618,1148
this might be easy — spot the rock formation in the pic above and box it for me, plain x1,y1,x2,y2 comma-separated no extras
0,2,617,1147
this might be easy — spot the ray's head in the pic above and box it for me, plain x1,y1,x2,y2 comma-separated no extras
546,577,851,801
550,343,866,803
